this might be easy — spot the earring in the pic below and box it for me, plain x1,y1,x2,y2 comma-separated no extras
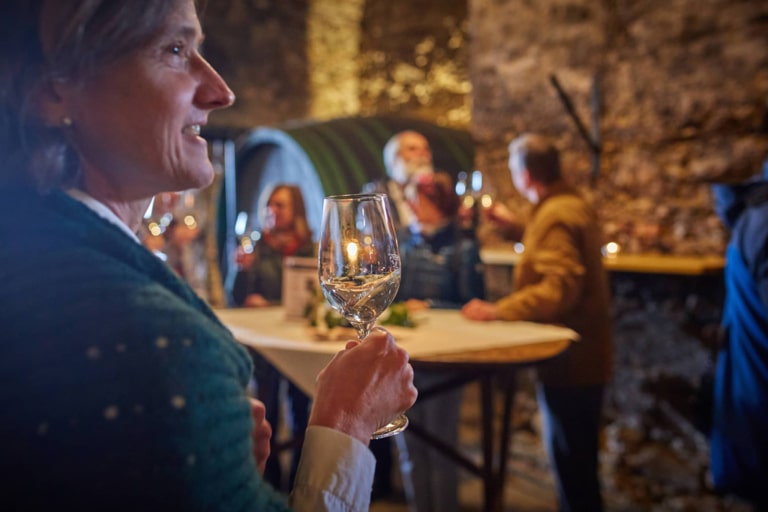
61,116,73,127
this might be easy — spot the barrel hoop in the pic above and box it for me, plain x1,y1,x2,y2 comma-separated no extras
297,124,366,194
285,129,344,194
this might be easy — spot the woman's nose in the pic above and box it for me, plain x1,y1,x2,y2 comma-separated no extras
194,54,235,110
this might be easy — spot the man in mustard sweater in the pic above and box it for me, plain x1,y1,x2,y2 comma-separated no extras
462,134,613,512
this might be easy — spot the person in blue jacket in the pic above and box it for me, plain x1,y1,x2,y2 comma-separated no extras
709,163,768,508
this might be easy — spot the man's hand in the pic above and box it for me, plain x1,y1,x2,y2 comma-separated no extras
483,203,525,241
461,298,500,321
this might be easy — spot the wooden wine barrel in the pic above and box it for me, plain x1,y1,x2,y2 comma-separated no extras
216,116,474,296
230,115,474,239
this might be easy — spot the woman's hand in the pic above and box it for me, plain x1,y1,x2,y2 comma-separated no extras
235,248,255,270
309,329,417,445
404,298,430,313
244,294,270,308
249,398,272,474
461,298,500,321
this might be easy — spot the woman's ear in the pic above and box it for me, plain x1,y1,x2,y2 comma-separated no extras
33,78,70,127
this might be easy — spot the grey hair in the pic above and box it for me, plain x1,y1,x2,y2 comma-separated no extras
382,132,403,175
508,133,562,184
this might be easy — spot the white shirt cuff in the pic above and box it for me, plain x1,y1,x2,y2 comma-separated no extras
289,426,375,512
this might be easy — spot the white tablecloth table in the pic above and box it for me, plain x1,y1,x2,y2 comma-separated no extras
215,306,576,512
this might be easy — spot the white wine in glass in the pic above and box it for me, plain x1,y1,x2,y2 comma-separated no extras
318,193,408,439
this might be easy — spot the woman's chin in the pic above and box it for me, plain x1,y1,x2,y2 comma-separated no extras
177,164,215,191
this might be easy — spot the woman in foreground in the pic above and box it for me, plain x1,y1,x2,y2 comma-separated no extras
0,1,416,510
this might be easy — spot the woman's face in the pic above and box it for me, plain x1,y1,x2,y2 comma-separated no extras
264,188,295,232
53,0,234,200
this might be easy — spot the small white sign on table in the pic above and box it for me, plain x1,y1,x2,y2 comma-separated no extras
281,256,319,320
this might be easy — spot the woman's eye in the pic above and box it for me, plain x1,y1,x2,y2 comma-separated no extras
167,42,190,58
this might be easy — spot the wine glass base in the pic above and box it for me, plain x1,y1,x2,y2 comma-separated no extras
371,414,409,440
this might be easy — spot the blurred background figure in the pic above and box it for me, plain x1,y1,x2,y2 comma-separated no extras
462,134,613,512
481,198,526,243
363,129,435,501
140,192,176,258
229,184,314,306
398,172,485,308
364,130,435,234
141,191,209,301
709,165,768,508
397,171,485,512
226,183,314,491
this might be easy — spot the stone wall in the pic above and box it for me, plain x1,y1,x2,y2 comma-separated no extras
200,0,310,129
470,0,768,255
202,0,768,255
358,0,470,126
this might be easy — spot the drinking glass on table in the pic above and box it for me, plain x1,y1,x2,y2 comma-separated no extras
318,193,407,439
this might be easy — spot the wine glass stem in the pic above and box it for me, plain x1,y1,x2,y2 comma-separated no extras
353,321,374,340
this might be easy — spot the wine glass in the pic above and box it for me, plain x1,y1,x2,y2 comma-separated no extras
317,193,408,439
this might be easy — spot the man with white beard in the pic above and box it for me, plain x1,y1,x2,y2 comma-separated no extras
364,130,435,233
361,130,433,502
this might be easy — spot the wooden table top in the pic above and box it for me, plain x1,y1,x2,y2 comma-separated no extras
480,247,725,276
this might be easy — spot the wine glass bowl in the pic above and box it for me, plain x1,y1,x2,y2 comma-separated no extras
318,194,402,339
318,193,408,439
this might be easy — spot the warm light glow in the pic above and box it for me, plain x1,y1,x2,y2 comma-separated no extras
183,215,197,229
602,242,621,257
480,193,493,209
147,222,163,237
240,237,254,254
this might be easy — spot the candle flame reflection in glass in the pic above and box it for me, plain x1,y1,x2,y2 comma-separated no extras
346,241,359,264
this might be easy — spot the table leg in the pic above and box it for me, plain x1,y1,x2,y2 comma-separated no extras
481,373,517,512
407,369,519,512
481,375,497,510
393,432,417,512
496,372,517,512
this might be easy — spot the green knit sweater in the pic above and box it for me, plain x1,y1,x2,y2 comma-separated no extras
0,186,292,511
